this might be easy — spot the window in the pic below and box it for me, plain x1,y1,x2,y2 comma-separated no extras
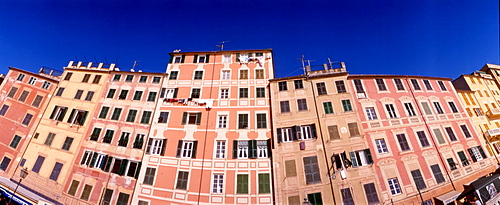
336,80,346,93
111,108,122,120
387,178,402,195
278,128,293,142
364,183,380,204
255,69,264,79
236,140,248,159
74,90,84,99
396,134,410,151
236,174,249,194
181,112,202,125
280,101,290,113
133,134,146,149
85,91,94,101
67,180,80,196
222,54,231,63
158,112,169,123
106,89,116,98
285,160,297,177
90,127,101,141
152,76,161,83
416,131,430,147
22,113,33,126
239,70,248,79
474,108,483,116
401,102,416,117
191,88,201,99
307,192,323,205
323,102,333,114
421,102,433,115
32,95,43,107
169,71,179,80
238,114,249,129
256,87,265,98
116,193,130,205
0,157,10,171
133,91,143,101
411,169,426,190
80,184,92,200
7,87,18,98
256,113,267,128
278,81,288,92
433,128,446,144
294,80,303,89
139,76,148,83
461,125,472,138
215,141,226,158
194,71,203,79
353,79,365,92
18,90,29,102
348,122,360,137
173,55,183,63
257,140,269,158
258,173,270,194
0,105,9,116
177,140,198,158
194,55,208,63
411,79,421,90
28,77,37,85
423,80,433,90
16,73,25,81
102,189,113,205
239,88,248,98
445,127,457,141
42,81,51,89
176,171,189,190
316,82,327,95
113,75,121,81
125,75,134,82
96,106,109,119
221,70,230,80
433,102,444,114
342,99,352,112
49,162,63,181
376,79,387,91
140,111,152,124
143,167,156,185
297,99,308,111
64,72,73,81
61,137,74,151
213,174,224,194
458,151,470,166
118,132,130,147
448,102,459,113
44,133,55,146
217,115,227,128
220,88,229,98
147,91,157,101
82,74,91,82
430,164,445,184
438,81,447,91
9,135,22,149
328,125,340,140
147,138,166,155
366,107,377,120
119,90,131,100
303,156,321,184
375,139,388,153
32,156,45,173
341,188,354,205
103,129,115,143
349,149,373,167
468,146,486,162
385,104,398,118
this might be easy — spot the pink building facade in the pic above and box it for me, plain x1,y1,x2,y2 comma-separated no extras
134,49,274,205
348,75,494,204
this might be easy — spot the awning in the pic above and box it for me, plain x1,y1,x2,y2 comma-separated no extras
435,190,461,204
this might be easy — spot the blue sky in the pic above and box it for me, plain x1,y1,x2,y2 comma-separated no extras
0,0,497,79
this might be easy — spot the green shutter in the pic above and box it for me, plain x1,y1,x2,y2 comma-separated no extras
67,109,76,123
196,113,202,125
181,55,185,63
349,151,358,167
205,54,210,63
365,149,373,164
79,111,88,125
181,112,187,124
236,53,240,62
193,55,198,63
433,129,446,144
249,140,257,159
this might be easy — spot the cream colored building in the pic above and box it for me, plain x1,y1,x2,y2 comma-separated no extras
270,64,380,205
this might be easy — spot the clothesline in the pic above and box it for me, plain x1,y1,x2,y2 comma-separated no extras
163,98,214,108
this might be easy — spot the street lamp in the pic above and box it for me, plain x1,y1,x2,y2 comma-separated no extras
8,167,28,204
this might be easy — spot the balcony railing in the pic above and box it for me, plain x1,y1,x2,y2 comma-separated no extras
486,128,500,137
486,108,500,118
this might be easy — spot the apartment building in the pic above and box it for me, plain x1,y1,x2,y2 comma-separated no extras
19,61,115,202
133,49,274,204
348,75,494,204
270,64,380,205
62,71,165,204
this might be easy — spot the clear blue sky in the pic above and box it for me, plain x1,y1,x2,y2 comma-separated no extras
0,0,498,79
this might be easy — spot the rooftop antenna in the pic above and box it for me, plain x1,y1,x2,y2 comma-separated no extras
132,60,141,71
297,55,315,75
216,41,230,51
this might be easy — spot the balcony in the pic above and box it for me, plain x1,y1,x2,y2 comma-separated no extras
486,108,500,118
486,128,500,138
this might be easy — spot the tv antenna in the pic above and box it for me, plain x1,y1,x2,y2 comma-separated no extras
131,60,141,71
216,41,230,51
297,55,315,75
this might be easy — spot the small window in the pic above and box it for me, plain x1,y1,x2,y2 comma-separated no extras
143,167,156,185
256,113,267,129
140,111,152,124
280,101,290,113
169,71,179,80
49,162,64,181
220,88,229,99
323,102,333,114
375,139,388,153
213,174,224,194
335,80,346,93
16,73,25,81
0,105,9,116
67,109,88,125
7,87,18,98
191,88,201,99
118,132,130,147
215,141,226,158
316,82,327,95
28,77,37,85
106,89,116,98
364,183,380,204
423,80,433,90
239,70,248,79
411,169,426,190
387,178,402,195
85,91,94,101
18,90,29,102
90,128,102,141
194,71,203,80
297,99,308,111
376,79,387,91
256,87,265,98
433,102,444,114
55,87,65,97
411,79,421,90
438,81,447,91
221,70,230,80
303,156,321,184
82,74,91,83
238,114,249,129
177,140,198,158
61,137,74,151
64,72,73,81
236,174,249,194
385,104,398,118
102,129,115,143
158,112,169,123
126,110,137,123
218,115,227,128
342,99,352,112
74,90,84,99
152,77,161,83
255,69,264,79
222,54,231,63
9,135,22,149
258,173,270,194
139,76,148,83
98,106,110,119
92,75,101,84
42,81,51,89
448,102,458,113
113,75,121,81
125,75,134,82
44,133,56,146
133,91,143,101
416,131,430,147
32,95,43,107
365,107,377,120
173,56,183,63
294,80,303,89
111,108,122,120
22,113,33,126
278,81,288,91
396,134,410,151
353,79,365,92
460,125,472,138
147,91,157,102
119,90,129,100
404,102,416,116
239,88,248,98
182,112,202,125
